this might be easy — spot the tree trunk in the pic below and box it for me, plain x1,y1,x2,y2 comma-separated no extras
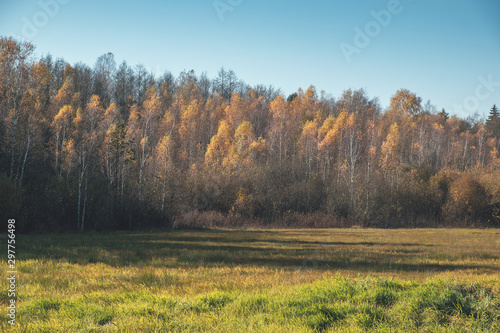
161,122,175,218
138,138,147,209
19,128,31,185
77,170,82,230
80,177,88,232
10,104,18,179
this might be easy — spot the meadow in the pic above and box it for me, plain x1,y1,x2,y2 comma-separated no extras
1,228,500,332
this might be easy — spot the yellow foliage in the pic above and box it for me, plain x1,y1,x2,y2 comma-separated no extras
87,94,101,109
346,113,356,128
53,105,74,128
72,108,83,129
249,137,268,159
336,111,349,128
234,121,255,144
143,87,162,118
380,122,400,171
318,115,335,139
318,112,349,152
54,78,74,106
225,93,246,129
269,95,288,121
432,122,444,131
389,89,422,118
231,188,256,217
179,99,202,142
230,121,257,170
104,103,119,126
298,120,318,158
205,120,232,169
300,120,318,142
340,160,348,172
319,126,338,152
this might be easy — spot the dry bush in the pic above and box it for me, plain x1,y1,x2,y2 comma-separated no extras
172,211,353,229
479,169,500,226
173,211,230,229
442,175,489,224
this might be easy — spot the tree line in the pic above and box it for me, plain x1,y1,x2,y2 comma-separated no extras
1,37,499,232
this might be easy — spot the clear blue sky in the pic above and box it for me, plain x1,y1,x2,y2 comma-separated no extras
1,0,499,118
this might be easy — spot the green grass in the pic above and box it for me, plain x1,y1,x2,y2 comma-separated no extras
1,228,499,332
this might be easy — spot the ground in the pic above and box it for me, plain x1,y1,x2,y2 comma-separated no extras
1,228,499,332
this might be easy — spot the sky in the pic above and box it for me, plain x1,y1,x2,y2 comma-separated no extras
1,0,499,118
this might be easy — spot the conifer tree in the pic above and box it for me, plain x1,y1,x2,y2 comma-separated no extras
487,104,500,137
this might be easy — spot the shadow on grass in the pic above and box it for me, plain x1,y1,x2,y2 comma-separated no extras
17,229,499,274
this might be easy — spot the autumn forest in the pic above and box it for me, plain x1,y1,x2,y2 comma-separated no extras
1,37,500,232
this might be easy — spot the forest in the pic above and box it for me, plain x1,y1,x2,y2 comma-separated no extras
1,36,500,232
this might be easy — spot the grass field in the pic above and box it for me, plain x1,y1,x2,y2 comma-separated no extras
1,228,500,332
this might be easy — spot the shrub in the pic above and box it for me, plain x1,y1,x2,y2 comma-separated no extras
442,175,489,224
172,210,230,229
479,169,500,225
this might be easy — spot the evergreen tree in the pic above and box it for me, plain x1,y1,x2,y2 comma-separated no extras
487,104,499,137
